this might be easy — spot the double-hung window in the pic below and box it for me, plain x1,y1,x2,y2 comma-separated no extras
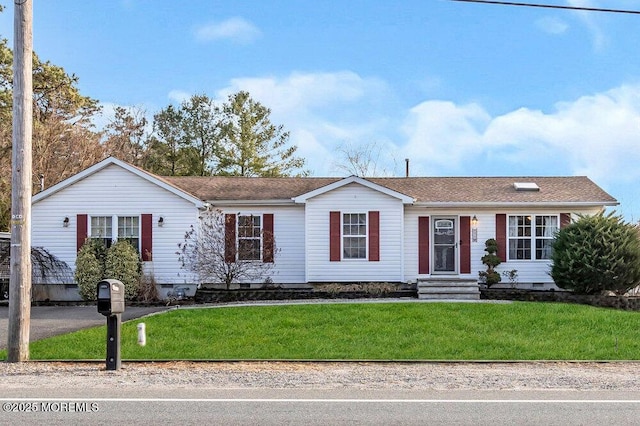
90,215,140,252
535,215,558,260
508,215,558,260
238,215,261,261
90,216,113,248
118,216,140,251
342,213,367,259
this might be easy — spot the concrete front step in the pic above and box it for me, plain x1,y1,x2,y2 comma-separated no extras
418,293,480,300
417,279,480,300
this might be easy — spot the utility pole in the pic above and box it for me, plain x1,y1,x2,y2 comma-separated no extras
8,0,33,362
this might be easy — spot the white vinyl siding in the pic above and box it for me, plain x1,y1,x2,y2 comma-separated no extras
31,163,199,285
218,206,306,283
305,183,404,282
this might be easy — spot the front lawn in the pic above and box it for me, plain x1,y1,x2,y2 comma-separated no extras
4,302,640,360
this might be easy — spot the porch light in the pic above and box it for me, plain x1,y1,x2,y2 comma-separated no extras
158,216,164,227
471,215,478,242
63,217,69,227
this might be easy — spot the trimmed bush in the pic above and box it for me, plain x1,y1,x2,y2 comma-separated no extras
75,239,141,301
74,239,106,301
551,211,640,295
104,240,142,300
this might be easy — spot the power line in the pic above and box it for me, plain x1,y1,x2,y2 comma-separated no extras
450,0,640,15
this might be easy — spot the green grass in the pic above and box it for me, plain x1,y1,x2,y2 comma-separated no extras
3,302,640,360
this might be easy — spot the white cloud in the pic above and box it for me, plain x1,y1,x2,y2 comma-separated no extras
483,85,640,183
167,90,191,104
401,101,490,174
567,0,607,50
535,16,569,35
399,84,640,187
219,71,388,115
194,17,261,44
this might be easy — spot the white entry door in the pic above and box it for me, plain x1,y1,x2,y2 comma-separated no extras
433,218,457,273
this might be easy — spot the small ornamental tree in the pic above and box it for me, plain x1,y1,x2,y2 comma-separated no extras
75,239,107,301
479,238,502,287
104,239,142,300
551,211,640,295
177,209,277,289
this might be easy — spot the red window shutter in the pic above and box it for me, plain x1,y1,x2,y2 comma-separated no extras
77,214,88,252
225,214,236,263
330,211,341,262
418,217,430,274
495,214,507,262
141,214,153,261
460,216,471,274
368,211,380,262
263,213,274,263
560,213,571,229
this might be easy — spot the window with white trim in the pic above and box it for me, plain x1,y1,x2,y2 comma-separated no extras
90,216,113,248
508,215,558,260
118,216,140,251
343,213,367,259
238,215,261,261
90,215,140,252
535,215,558,260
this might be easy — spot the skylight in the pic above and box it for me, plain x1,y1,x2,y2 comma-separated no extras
513,182,540,191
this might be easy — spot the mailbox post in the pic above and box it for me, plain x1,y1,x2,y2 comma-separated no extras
96,279,125,371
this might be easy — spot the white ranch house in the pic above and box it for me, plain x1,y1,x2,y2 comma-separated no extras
31,157,617,301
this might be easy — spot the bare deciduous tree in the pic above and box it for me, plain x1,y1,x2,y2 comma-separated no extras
176,209,277,289
330,141,399,177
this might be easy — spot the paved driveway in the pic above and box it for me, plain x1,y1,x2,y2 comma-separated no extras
0,304,173,350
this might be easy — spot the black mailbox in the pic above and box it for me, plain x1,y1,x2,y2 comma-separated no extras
97,279,125,316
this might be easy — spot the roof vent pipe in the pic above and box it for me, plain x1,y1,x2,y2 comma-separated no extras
405,158,410,178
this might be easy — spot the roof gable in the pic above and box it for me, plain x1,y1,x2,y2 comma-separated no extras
32,157,205,208
293,176,415,204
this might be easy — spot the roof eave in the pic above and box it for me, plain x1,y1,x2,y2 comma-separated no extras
411,201,619,208
206,199,296,206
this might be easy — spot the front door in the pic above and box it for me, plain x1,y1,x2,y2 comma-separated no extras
433,218,457,274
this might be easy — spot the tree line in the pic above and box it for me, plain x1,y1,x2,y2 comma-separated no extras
0,31,307,232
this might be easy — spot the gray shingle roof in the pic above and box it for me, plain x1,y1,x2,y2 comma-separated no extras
163,175,617,205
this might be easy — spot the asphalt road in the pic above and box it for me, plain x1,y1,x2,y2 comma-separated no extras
2,388,639,425
0,305,173,350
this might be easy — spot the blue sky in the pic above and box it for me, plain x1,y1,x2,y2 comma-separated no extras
1,1,640,219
